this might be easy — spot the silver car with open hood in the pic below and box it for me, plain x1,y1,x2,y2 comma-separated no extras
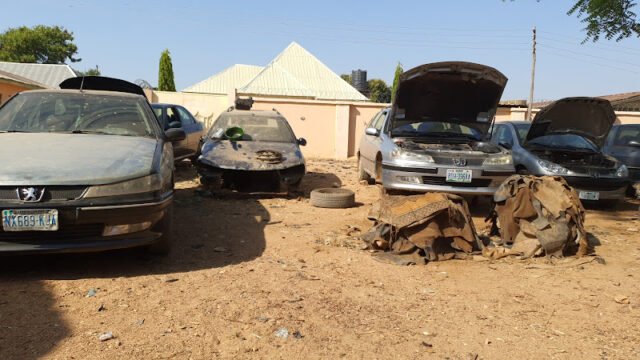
492,97,630,204
358,61,514,194
0,76,185,254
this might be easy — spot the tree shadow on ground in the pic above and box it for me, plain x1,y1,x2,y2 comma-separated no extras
0,281,68,360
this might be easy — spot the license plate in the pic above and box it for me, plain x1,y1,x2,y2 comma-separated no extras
446,169,473,183
578,191,600,201
2,209,59,231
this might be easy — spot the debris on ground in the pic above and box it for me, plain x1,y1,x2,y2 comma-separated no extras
614,295,630,304
98,332,114,342
361,193,480,265
274,328,289,339
486,175,588,259
86,288,97,297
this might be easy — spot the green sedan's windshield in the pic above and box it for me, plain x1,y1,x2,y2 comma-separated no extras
0,92,155,137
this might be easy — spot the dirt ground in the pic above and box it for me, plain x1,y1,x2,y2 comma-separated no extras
1,159,639,360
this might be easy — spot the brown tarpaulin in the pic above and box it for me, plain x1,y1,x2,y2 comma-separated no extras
362,193,480,265
489,175,588,258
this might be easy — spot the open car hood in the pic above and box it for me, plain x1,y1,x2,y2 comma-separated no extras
391,61,508,136
526,97,616,149
59,76,146,97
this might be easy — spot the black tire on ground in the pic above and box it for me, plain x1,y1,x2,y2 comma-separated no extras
358,157,371,183
146,204,173,255
310,188,355,208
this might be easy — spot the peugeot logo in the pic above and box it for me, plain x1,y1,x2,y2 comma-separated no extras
16,187,45,202
591,172,600,179
453,158,467,167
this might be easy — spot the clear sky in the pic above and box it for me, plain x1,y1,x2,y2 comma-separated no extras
4,0,640,100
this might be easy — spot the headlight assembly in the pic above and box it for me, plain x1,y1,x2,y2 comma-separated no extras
615,164,629,178
483,154,513,166
84,174,163,198
536,159,569,175
390,147,434,165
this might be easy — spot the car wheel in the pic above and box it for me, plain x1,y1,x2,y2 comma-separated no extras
146,204,173,255
310,188,355,208
375,159,383,183
358,157,372,183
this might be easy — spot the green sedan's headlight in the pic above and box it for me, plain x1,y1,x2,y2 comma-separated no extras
84,174,163,198
615,164,629,178
483,154,513,166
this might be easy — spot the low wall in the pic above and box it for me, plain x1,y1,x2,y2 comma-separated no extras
146,90,387,159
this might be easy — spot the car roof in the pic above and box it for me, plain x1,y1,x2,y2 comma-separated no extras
150,103,179,108
19,88,144,99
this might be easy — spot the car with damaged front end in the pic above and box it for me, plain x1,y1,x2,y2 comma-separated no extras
491,97,630,205
196,109,306,192
0,76,185,254
357,61,514,194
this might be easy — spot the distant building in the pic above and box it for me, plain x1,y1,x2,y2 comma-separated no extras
184,42,368,102
0,61,76,89
0,69,47,104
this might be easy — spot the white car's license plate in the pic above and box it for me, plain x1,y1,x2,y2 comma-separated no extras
578,191,600,201
2,209,59,232
445,169,473,183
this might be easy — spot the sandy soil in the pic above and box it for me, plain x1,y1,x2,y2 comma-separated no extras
1,159,639,360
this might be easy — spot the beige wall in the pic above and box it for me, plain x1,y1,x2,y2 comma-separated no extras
0,82,30,105
496,107,640,124
147,89,387,159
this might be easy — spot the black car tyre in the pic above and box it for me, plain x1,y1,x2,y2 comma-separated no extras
310,188,355,208
358,157,372,183
146,204,173,255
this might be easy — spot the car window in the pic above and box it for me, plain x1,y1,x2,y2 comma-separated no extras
0,92,155,137
374,110,388,130
167,107,180,125
612,125,640,146
368,111,383,130
528,134,598,151
390,120,482,140
211,113,296,143
492,125,514,146
513,124,530,144
176,107,196,125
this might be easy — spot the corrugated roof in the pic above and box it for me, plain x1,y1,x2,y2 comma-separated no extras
183,64,264,94
0,69,47,89
239,63,316,98
240,42,368,101
0,61,76,88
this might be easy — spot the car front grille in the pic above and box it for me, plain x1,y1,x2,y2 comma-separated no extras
0,224,104,243
422,176,493,187
0,186,87,202
432,156,484,166
563,177,628,191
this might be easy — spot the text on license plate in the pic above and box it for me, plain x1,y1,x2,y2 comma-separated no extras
2,209,59,231
578,191,600,201
445,169,473,183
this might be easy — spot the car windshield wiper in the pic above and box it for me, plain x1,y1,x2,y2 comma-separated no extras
0,130,31,133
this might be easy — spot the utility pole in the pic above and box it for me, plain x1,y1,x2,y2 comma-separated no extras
526,26,537,121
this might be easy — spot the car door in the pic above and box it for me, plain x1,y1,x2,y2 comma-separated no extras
166,106,190,160
175,106,204,156
359,109,387,175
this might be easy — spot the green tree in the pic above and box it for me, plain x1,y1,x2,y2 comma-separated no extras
75,65,101,76
158,49,176,92
368,79,391,103
568,0,640,41
391,62,403,102
0,25,80,64
340,73,352,84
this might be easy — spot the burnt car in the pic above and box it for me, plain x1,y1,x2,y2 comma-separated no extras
491,97,630,204
0,76,185,254
151,103,204,161
357,61,514,194
196,108,306,192
603,124,640,196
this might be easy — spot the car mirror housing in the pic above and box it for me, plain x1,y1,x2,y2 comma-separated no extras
628,140,640,147
365,127,379,136
165,128,186,142
298,138,307,146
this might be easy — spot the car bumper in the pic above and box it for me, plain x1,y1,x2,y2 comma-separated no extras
562,176,629,201
0,196,172,254
382,164,513,195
